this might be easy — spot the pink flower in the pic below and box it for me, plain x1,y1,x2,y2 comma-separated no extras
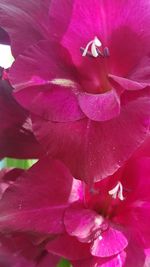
47,157,150,266
3,0,150,183
0,157,149,266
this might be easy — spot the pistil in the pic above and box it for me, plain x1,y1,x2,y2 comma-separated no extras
82,36,102,58
108,181,125,201
81,36,110,58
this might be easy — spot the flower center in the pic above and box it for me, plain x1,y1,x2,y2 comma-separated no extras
80,36,110,58
108,181,125,201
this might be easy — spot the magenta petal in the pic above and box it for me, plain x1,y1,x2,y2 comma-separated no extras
0,232,40,260
71,257,95,267
78,91,120,121
49,0,73,42
15,85,84,122
0,158,76,234
129,203,150,247
37,253,60,267
109,74,148,91
72,253,126,267
129,56,150,85
9,40,84,121
99,253,126,267
64,206,103,242
0,168,24,199
91,227,128,257
31,86,84,122
46,234,90,260
124,240,145,267
0,0,51,56
120,157,150,202
33,97,150,183
0,232,41,267
9,40,75,91
0,252,34,267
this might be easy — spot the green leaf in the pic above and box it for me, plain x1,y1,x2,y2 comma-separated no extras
57,259,71,267
2,158,37,169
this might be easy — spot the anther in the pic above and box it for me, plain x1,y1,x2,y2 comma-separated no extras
96,48,103,57
103,47,110,57
108,181,125,201
89,187,99,195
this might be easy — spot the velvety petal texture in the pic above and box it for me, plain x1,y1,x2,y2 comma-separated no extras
0,0,51,56
78,90,120,121
0,168,24,199
0,233,38,265
0,157,80,234
0,78,43,159
46,234,90,260
9,40,74,91
9,40,85,122
91,227,128,257
71,253,126,267
37,253,60,267
33,98,150,183
0,152,149,266
0,1,150,266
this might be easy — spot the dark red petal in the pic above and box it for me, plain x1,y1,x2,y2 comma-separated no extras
37,253,60,267
0,158,76,234
0,0,51,56
9,40,84,122
109,74,149,91
124,239,145,267
0,27,10,45
9,40,75,92
14,84,84,122
46,234,90,260
0,79,43,159
33,97,150,183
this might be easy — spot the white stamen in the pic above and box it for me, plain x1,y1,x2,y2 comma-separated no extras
82,36,102,58
108,181,125,201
